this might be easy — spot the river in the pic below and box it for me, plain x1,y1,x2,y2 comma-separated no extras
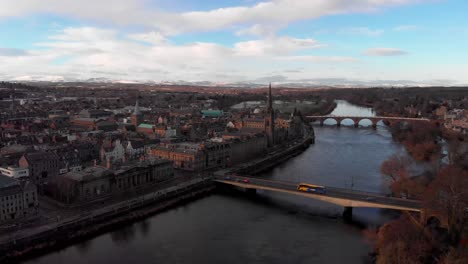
25,100,407,264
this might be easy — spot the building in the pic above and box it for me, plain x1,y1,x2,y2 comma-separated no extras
0,175,38,222
265,83,275,147
149,143,205,171
113,158,174,193
131,98,143,127
49,159,174,204
148,142,231,171
201,110,223,118
49,166,112,204
19,152,60,187
100,139,125,162
0,166,29,179
126,140,146,159
79,109,112,119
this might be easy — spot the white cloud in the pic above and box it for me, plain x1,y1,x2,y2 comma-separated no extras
276,55,358,63
0,26,354,82
235,24,280,37
363,47,408,56
127,31,168,45
234,36,324,56
0,0,421,35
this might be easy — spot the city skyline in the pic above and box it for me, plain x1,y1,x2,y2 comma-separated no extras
0,0,467,85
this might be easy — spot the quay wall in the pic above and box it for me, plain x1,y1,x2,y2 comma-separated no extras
0,178,214,263
234,130,315,175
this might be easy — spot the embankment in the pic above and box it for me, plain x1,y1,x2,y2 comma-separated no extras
0,179,214,263
234,131,315,175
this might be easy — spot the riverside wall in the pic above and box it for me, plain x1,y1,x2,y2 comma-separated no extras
0,178,214,263
233,130,315,175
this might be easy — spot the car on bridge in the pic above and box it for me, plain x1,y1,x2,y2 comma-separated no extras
297,183,326,194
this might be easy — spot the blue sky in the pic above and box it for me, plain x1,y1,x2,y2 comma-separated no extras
0,0,467,85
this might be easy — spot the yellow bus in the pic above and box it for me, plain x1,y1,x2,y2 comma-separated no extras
297,183,326,194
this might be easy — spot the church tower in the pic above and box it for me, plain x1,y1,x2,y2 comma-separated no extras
131,97,143,127
265,83,275,147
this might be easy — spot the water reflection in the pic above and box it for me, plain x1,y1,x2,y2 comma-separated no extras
26,101,405,264
110,225,136,245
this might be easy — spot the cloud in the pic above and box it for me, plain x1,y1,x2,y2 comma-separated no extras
0,0,421,35
0,48,28,56
276,55,358,63
363,47,408,56
235,24,281,37
127,31,168,45
393,25,418,31
1,26,357,82
234,36,325,56
340,27,384,36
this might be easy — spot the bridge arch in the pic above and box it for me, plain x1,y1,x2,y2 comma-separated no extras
357,118,374,128
339,118,356,127
321,117,338,126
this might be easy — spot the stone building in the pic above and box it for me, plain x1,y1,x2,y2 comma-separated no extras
0,175,38,222
19,152,60,188
49,159,174,204
148,141,231,171
100,139,125,162
130,98,143,127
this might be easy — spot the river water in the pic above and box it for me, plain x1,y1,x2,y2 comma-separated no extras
26,101,407,264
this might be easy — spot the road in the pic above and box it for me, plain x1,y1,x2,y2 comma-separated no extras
214,175,422,212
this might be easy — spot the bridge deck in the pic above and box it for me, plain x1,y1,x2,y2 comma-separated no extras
214,176,421,212
306,115,431,122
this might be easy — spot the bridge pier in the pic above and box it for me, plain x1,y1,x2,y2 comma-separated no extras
354,123,359,128
343,207,353,221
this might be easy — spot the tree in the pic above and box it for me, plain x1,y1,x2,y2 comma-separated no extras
381,154,411,182
423,165,468,247
376,215,433,264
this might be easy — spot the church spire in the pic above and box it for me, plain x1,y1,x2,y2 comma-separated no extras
267,82,273,111
133,96,141,115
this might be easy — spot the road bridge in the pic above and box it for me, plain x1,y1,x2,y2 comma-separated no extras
214,175,422,220
305,115,431,128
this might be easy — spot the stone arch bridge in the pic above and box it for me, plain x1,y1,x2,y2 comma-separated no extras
306,115,432,128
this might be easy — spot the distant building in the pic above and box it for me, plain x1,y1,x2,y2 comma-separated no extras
126,140,146,159
265,83,275,147
201,110,223,118
0,175,38,222
19,152,60,188
131,98,143,127
49,159,174,204
148,142,230,171
0,166,29,179
100,139,125,162
79,109,112,119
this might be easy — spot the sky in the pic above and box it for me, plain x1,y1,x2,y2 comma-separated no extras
0,0,467,85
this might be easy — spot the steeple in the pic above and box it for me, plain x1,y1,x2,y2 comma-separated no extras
267,82,273,112
265,82,275,147
131,96,143,126
133,97,141,115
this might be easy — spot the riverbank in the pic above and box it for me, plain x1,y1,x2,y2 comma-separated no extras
0,178,214,263
233,131,315,175
0,130,316,263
